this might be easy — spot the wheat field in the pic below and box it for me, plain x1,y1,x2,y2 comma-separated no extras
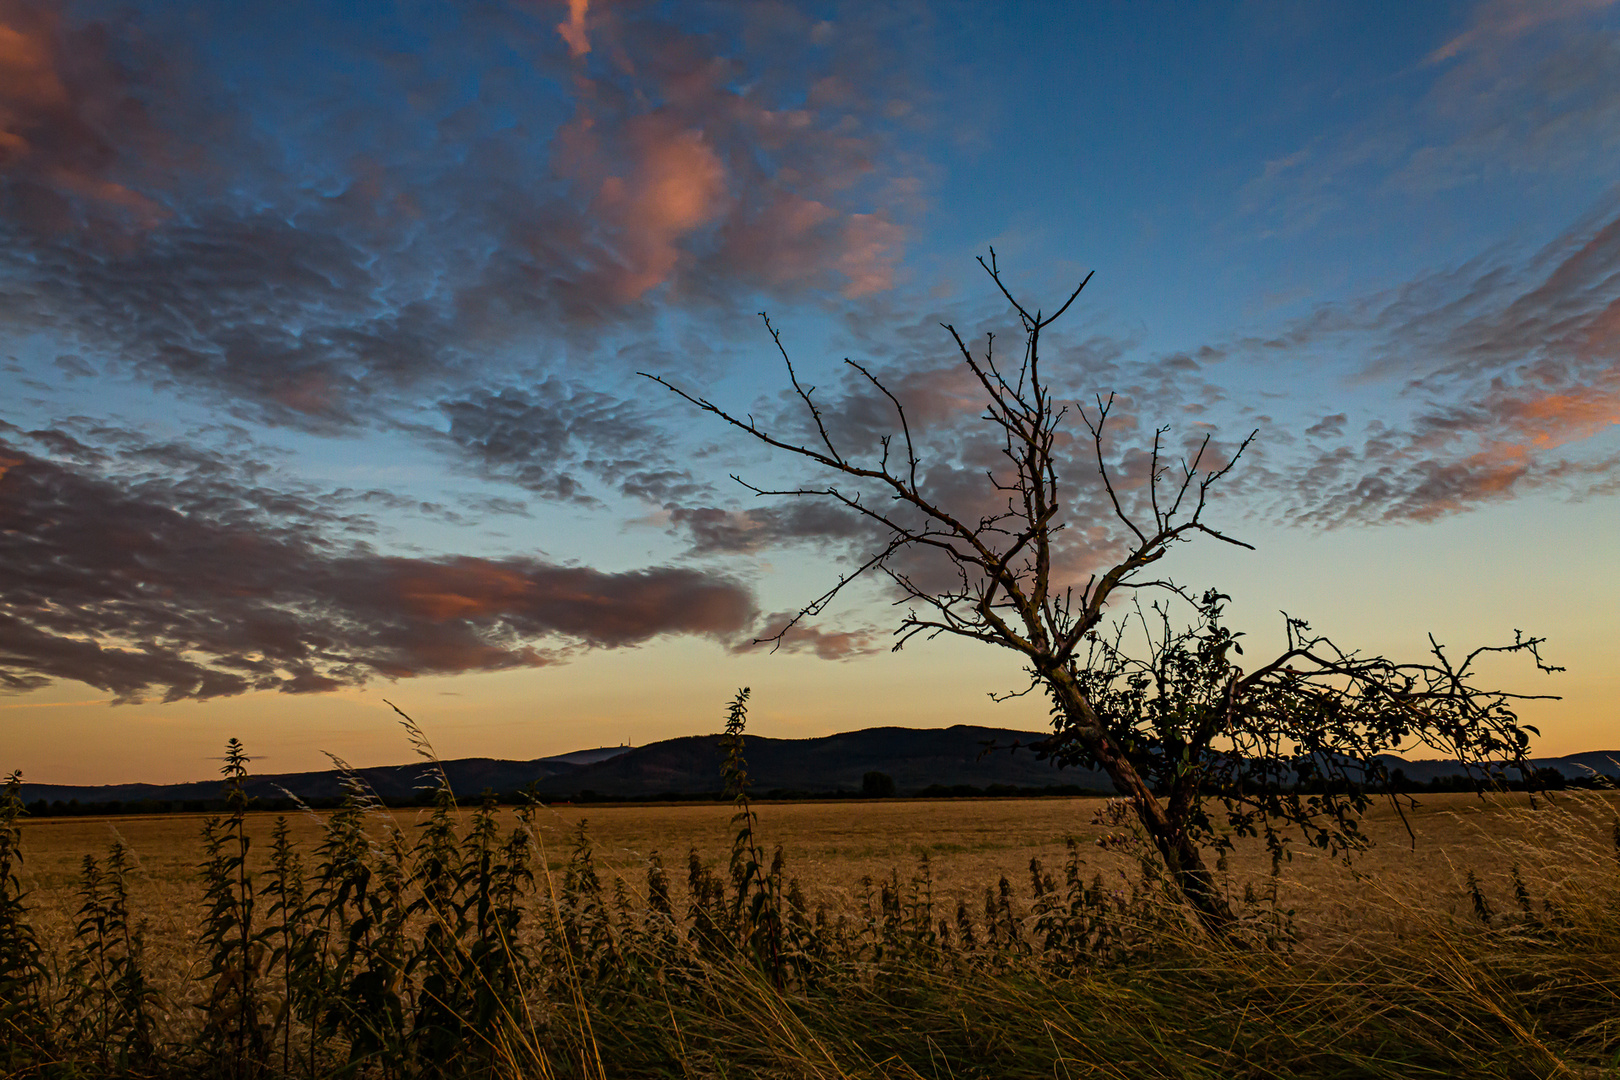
7,787,1620,1078
18,789,1617,939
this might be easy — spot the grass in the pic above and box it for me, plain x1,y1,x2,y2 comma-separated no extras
2,746,1619,1078
16,790,1610,930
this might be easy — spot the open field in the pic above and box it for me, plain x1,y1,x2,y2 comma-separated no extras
7,789,1620,1078
17,790,1620,948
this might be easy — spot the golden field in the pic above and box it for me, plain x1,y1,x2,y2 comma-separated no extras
9,788,1620,1078
18,790,1619,945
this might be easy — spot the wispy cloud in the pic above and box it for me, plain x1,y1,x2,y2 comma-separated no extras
1426,0,1618,64
1250,201,1620,523
431,376,717,506
731,611,886,660
651,300,1241,600
0,0,924,434
1240,0,1620,232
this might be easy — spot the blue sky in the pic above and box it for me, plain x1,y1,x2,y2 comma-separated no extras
2,0,1617,783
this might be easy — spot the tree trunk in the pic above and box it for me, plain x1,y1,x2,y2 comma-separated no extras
1048,675,1236,934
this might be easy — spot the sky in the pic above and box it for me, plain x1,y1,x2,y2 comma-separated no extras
2,0,1617,786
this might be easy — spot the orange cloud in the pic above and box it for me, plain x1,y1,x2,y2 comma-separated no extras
1376,440,1533,523
1467,349,1620,463
1370,374,1620,519
556,0,590,59
1508,386,1620,448
0,438,761,701
716,191,839,288
0,6,66,159
541,6,911,304
394,559,537,620
595,119,727,300
555,103,729,301
0,0,160,225
1326,373,1620,524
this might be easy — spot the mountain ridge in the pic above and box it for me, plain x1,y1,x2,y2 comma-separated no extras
15,726,1618,806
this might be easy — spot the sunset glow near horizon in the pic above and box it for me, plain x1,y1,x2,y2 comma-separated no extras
2,0,1617,787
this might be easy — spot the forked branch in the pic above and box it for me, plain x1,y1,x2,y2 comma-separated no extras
642,254,1556,939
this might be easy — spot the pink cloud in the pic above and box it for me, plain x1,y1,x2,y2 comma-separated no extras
838,212,904,297
591,117,727,300
556,0,591,59
1501,380,1620,449
716,191,839,288
1307,372,1620,525
1242,200,1620,525
543,5,911,304
0,0,161,228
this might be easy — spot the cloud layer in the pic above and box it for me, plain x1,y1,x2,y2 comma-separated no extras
0,429,755,702
1264,201,1620,524
2,0,1616,714
0,0,919,434
0,0,166,231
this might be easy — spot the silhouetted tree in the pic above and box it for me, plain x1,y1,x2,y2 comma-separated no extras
645,253,1560,934
862,772,896,798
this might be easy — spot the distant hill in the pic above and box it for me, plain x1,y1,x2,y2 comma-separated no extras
542,746,635,767
522,726,1095,798
16,754,576,807
1374,750,1620,784
15,726,1094,806
14,729,1617,808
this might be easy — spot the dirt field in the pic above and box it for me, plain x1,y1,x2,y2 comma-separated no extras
18,790,1618,945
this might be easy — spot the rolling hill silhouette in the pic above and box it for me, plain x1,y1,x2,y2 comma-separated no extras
16,725,1092,806
15,727,1617,808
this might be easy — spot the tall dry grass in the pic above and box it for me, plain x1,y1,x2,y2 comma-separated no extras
2,737,1618,1079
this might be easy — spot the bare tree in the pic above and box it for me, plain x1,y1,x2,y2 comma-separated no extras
644,253,1560,934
